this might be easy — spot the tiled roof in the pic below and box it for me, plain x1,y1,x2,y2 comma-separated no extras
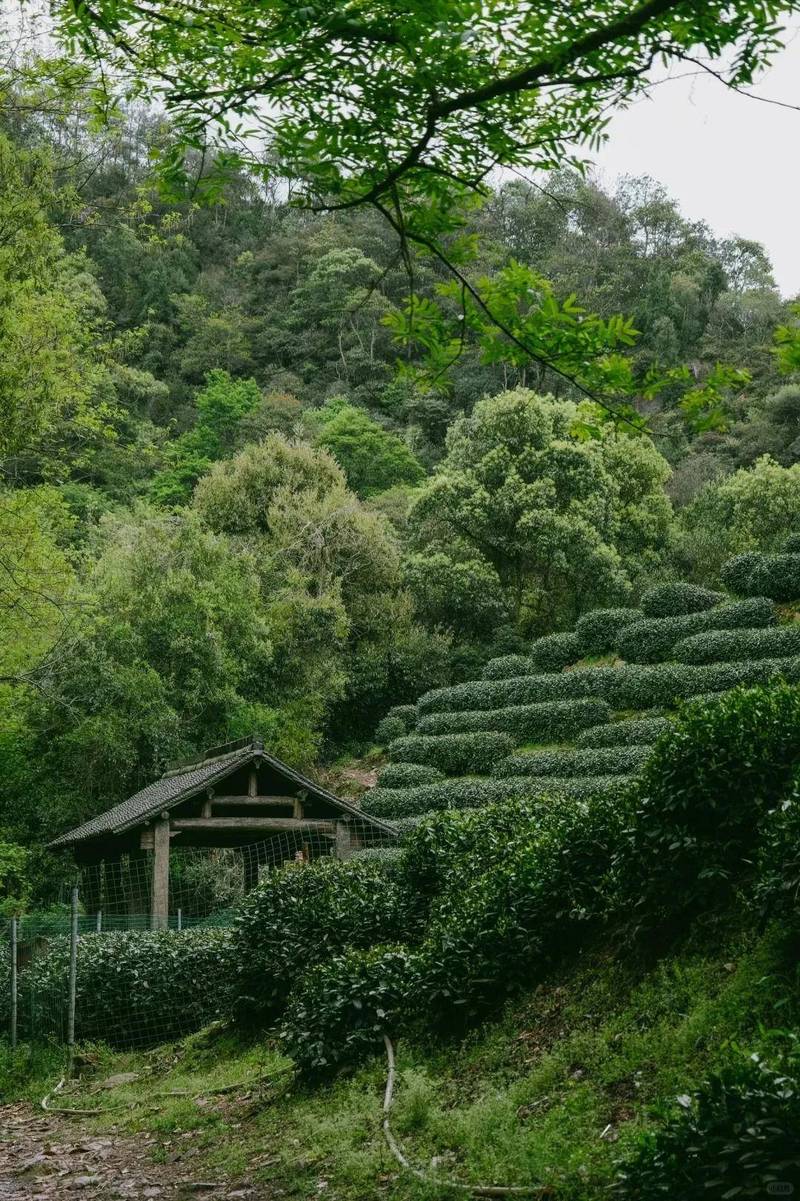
49,738,395,847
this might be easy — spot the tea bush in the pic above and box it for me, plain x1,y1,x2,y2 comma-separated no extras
415,698,611,741
23,929,233,1048
615,1054,800,1200
387,731,513,775
231,858,408,1026
376,762,444,788
481,654,537,680
784,532,800,553
577,716,673,748
722,551,800,601
281,945,420,1076
674,623,800,665
375,704,417,745
496,745,650,778
640,582,724,617
362,774,627,820
624,682,800,918
574,607,644,656
530,631,581,673
753,768,800,916
616,598,775,664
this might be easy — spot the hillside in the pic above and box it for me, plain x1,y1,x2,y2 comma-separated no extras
362,548,800,830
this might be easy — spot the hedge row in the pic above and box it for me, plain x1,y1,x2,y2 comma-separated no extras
481,653,538,680
640,582,724,617
376,762,444,789
362,774,628,820
721,552,800,602
496,745,650,779
616,597,775,665
577,716,673,748
417,654,800,715
415,698,611,741
530,631,581,673
22,929,233,1048
387,731,513,775
673,623,800,665
574,607,644,656
375,704,417,745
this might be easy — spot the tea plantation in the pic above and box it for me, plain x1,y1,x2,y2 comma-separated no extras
362,546,800,827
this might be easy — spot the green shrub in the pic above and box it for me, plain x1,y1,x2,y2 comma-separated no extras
722,552,800,602
349,847,403,870
481,654,538,680
753,767,800,916
614,1054,800,1200
375,704,417,745
624,682,800,919
577,716,673,748
496,746,650,778
230,858,407,1026
784,532,800,553
641,582,724,617
417,654,800,715
674,623,800,665
22,929,232,1048
387,731,513,775
617,598,775,664
575,607,644,656
530,631,581,673
376,762,444,789
362,774,627,820
415,698,611,741
281,945,420,1076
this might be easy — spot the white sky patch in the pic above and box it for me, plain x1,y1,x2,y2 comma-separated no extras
593,23,800,298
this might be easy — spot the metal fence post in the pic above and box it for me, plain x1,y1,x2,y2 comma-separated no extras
10,916,17,1050
177,907,182,932
96,910,102,933
67,887,79,1075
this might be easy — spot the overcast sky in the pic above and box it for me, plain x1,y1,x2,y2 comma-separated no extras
593,23,800,298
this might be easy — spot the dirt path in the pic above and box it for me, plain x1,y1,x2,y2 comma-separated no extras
0,1104,260,1201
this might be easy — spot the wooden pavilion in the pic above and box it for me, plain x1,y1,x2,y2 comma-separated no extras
49,736,396,927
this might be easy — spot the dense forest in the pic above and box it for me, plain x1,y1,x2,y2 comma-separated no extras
2,74,800,903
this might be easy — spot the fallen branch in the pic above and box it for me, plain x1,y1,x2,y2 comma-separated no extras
381,1035,553,1198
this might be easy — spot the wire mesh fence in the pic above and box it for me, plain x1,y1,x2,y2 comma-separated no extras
3,820,399,1056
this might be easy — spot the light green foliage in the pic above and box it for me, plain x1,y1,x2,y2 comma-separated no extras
496,745,650,779
361,774,626,820
409,390,673,634
577,716,673,749
387,731,514,776
374,705,417,746
306,398,425,498
774,302,800,374
617,597,776,664
403,551,509,638
376,762,444,789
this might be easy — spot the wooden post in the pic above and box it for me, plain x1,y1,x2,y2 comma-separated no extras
10,916,17,1049
150,815,171,930
335,820,353,861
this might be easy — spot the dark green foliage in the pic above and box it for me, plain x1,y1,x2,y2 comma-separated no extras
374,704,417,745
22,929,232,1048
496,745,650,779
230,858,407,1027
387,731,513,775
362,774,627,820
615,1054,800,1200
721,552,800,602
577,716,673,748
280,945,420,1076
529,631,581,673
574,607,644,656
481,654,537,680
625,683,800,919
415,698,610,741
617,597,775,664
674,623,800,665
376,762,444,789
784,532,800,553
753,768,800,916
640,582,724,618
417,655,800,715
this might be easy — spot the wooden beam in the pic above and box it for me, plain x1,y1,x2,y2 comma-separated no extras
150,817,170,930
211,796,298,809
171,817,336,835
